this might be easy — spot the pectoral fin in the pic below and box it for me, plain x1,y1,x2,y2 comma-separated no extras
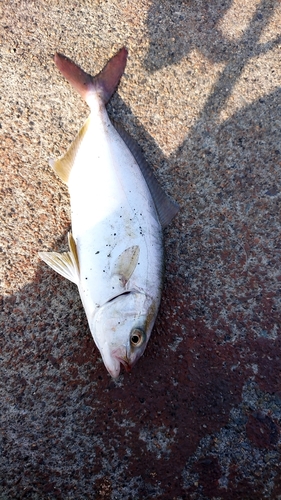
39,232,80,285
112,245,140,286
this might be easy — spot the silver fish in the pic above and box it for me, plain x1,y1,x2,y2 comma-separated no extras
39,48,179,378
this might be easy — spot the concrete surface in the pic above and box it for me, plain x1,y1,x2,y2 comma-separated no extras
1,0,281,498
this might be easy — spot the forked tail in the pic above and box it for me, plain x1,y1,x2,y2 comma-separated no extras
54,47,128,105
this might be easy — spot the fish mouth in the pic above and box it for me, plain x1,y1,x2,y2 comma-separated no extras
116,356,132,373
104,347,139,378
105,359,121,379
104,353,132,378
112,349,134,374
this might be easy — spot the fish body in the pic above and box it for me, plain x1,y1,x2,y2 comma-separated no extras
39,48,179,378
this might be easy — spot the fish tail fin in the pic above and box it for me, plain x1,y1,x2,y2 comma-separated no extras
54,47,128,106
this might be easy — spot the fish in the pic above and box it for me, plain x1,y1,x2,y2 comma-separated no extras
39,47,179,378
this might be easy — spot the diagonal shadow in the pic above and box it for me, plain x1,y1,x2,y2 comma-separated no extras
196,0,281,120
145,0,281,73
136,0,281,341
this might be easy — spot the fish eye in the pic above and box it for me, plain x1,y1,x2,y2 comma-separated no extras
130,328,145,347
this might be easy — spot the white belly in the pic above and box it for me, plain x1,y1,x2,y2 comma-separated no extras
68,108,163,319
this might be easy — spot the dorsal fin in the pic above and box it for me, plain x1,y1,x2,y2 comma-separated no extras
113,121,179,228
50,117,91,184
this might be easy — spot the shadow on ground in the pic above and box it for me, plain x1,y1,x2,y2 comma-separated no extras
1,84,281,497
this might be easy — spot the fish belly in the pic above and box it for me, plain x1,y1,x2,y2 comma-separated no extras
68,111,163,317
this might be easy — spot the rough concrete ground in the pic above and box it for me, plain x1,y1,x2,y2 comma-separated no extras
1,0,281,498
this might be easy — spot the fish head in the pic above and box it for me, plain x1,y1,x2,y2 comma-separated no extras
91,291,158,378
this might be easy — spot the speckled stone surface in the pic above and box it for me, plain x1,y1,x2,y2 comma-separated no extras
1,1,281,498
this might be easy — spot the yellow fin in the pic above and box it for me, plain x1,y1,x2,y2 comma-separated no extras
51,117,91,184
67,232,79,273
39,232,80,284
112,245,140,286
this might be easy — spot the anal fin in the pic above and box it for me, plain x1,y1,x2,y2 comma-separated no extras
113,121,180,228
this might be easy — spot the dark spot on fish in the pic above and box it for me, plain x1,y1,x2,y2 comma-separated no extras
95,251,100,254
114,233,116,236
107,254,111,258
85,277,88,280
